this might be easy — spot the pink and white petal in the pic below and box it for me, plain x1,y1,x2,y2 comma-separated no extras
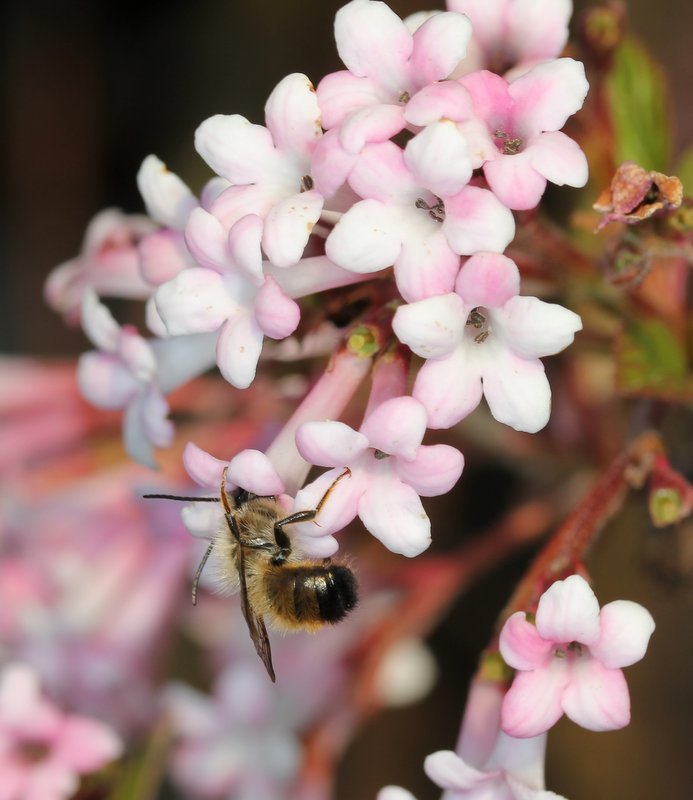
194,115,282,184
590,600,655,669
339,103,407,154
77,352,139,409
296,421,369,468
81,288,120,352
310,129,359,198
423,749,490,791
145,296,168,337
293,532,340,558
506,776,567,800
480,346,551,433
528,131,588,187
443,185,516,255
56,716,123,771
459,70,514,130
316,70,382,130
496,296,582,358
262,189,324,268
446,0,507,53
0,665,57,730
181,502,224,538
209,183,280,230
227,449,285,496
395,443,464,497
404,81,475,126
200,176,230,209
264,73,321,159
410,12,472,87
404,121,472,198
377,787,419,800
118,329,156,382
535,575,601,646
485,730,549,790
291,467,365,537
392,293,466,359
348,140,420,202
507,0,572,62
183,441,227,489
455,252,520,308
499,612,553,670
413,347,484,429
155,268,236,335
254,277,300,340
153,331,218,393
509,59,589,137
227,214,264,287
136,155,197,230
122,397,160,468
501,661,569,738
334,0,413,91
139,230,192,286
360,396,427,459
358,477,432,556
394,231,460,302
215,312,264,389
484,153,547,210
326,200,402,273
561,659,630,731
185,208,233,273
23,764,78,800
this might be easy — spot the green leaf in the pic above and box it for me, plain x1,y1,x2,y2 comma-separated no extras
615,317,691,399
606,38,671,172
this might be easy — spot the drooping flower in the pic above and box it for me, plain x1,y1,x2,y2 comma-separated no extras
393,252,582,432
291,395,464,557
500,574,656,737
0,663,122,800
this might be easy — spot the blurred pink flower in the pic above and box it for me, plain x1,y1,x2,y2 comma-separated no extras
0,663,122,800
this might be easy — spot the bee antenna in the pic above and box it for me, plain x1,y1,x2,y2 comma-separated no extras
191,542,215,606
142,494,219,502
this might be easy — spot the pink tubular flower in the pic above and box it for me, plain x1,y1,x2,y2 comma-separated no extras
392,252,582,432
446,0,573,76
291,396,464,557
317,0,472,154
325,140,515,302
0,663,122,800
500,574,656,738
455,60,589,210
44,208,155,325
195,73,325,268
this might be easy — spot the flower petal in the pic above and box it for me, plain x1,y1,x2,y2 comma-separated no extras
215,312,264,389
501,660,568,738
413,346,483,429
264,73,321,160
561,658,631,731
496,296,582,358
360,396,427,459
228,214,265,287
405,80,475,126
292,467,365,536
136,155,197,229
227,449,285,496
183,441,227,489
181,502,224,539
339,104,407,154
77,352,139,409
81,288,119,352
535,575,601,646
377,787,419,800
404,120,472,198
590,600,655,669
155,268,235,336
455,252,520,308
262,189,324,268
254,277,300,340
409,12,472,86
484,151,547,211
394,230,460,303
393,293,466,359
395,444,464,497
326,199,401,273
424,750,489,790
184,208,233,273
55,717,123,771
316,70,381,130
443,185,516,255
500,612,553,670
528,131,588,188
296,421,369,468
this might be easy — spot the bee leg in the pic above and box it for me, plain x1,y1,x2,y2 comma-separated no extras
274,467,352,533
191,541,214,606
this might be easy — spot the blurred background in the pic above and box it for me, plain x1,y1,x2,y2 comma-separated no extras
2,1,693,799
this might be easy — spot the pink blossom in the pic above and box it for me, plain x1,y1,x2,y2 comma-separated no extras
0,663,122,800
325,140,515,302
44,208,155,325
500,574,656,738
195,73,325,268
454,60,589,209
392,252,582,432
446,0,573,76
292,396,464,557
77,289,216,466
317,0,472,154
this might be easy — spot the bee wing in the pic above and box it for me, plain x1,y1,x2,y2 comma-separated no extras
232,522,276,683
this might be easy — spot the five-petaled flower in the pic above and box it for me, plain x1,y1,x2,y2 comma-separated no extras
499,574,656,738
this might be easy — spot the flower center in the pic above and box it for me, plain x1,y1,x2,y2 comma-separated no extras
494,129,523,156
415,196,445,223
554,641,584,659
466,307,491,344
15,739,51,765
373,449,389,460
300,175,314,192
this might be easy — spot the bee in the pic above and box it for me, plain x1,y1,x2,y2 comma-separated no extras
145,468,357,681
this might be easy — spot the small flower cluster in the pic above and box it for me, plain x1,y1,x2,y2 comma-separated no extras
46,0,586,560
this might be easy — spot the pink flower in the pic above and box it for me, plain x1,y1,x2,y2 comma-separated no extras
0,663,122,800
292,396,464,557
44,208,155,325
392,252,582,432
325,140,515,302
456,60,589,209
446,0,573,76
317,0,472,154
500,574,656,738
